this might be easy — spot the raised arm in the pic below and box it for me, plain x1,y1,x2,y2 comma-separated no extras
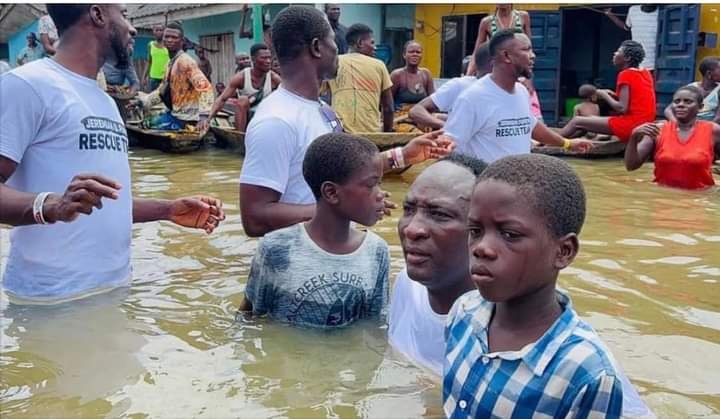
133,196,224,233
199,73,245,131
520,11,532,38
625,122,660,171
664,102,677,122
604,8,629,31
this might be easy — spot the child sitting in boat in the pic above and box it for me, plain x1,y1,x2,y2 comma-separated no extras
238,132,390,328
573,84,601,138
574,84,601,117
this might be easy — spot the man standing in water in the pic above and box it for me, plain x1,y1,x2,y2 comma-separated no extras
444,30,593,162
0,4,225,304
239,6,453,237
134,22,213,131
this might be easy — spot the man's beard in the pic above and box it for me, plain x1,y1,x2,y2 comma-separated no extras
109,23,130,68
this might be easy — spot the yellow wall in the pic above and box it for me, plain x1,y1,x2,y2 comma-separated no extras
697,4,720,79
414,4,559,76
416,4,720,79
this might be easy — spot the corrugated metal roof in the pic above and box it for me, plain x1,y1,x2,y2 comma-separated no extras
129,4,205,19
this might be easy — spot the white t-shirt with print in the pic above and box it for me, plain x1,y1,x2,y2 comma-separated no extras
626,6,658,70
0,58,132,302
239,86,335,205
444,75,538,163
430,76,477,112
389,269,454,376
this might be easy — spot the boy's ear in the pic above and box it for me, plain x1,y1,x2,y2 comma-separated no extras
554,233,579,270
320,181,340,205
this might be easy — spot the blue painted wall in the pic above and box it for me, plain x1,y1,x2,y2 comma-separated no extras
133,35,154,61
339,4,383,42
182,11,255,55
9,20,39,68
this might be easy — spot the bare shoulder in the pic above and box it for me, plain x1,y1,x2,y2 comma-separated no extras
229,71,245,88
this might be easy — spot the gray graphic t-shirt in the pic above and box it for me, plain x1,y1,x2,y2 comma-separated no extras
245,223,390,329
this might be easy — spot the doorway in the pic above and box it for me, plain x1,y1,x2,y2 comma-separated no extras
200,33,235,87
440,13,486,78
559,6,630,119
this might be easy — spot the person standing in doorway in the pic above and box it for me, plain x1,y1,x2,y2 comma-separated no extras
196,46,212,82
466,4,531,75
146,23,169,92
325,4,348,55
605,5,659,74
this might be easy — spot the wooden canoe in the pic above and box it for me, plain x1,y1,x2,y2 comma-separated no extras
532,136,626,159
125,123,205,153
210,126,246,154
356,132,419,150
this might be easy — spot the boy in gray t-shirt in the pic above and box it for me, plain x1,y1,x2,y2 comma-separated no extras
239,133,390,328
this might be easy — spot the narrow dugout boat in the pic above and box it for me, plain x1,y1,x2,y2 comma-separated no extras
125,123,206,153
532,136,626,158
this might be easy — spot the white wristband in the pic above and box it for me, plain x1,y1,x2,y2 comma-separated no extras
32,192,52,225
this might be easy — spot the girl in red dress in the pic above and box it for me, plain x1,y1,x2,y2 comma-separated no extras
560,40,656,141
625,85,720,190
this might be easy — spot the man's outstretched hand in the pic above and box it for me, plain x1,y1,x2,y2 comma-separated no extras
402,130,456,165
169,196,226,234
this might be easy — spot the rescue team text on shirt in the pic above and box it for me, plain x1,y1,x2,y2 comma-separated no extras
78,116,129,153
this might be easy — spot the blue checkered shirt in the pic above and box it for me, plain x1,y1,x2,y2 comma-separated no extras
444,290,624,418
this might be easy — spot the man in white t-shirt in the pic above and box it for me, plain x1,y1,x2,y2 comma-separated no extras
389,154,486,375
0,5,225,304
444,30,592,163
239,6,454,238
605,5,658,72
408,44,493,130
387,154,655,418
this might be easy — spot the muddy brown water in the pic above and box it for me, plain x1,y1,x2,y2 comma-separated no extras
1,148,718,417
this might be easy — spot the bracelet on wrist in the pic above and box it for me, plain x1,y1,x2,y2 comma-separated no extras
562,138,572,151
32,192,52,225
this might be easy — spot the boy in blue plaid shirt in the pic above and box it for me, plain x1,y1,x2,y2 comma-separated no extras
444,154,625,418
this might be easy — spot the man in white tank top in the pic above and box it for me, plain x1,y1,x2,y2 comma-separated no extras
200,43,281,133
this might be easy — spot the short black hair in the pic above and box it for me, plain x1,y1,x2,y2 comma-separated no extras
477,154,586,238
346,23,373,46
488,29,517,57
403,40,421,53
250,43,269,58
620,40,645,68
676,84,704,106
165,21,184,37
699,56,720,78
303,133,379,199
474,44,491,72
271,6,331,65
46,5,90,36
578,84,597,98
438,153,488,178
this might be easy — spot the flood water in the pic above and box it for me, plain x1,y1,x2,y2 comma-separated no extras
1,148,719,418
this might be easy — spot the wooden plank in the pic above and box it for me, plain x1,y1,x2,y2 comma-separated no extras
200,32,235,86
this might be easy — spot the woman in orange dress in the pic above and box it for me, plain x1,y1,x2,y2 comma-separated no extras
625,85,720,190
560,40,656,141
